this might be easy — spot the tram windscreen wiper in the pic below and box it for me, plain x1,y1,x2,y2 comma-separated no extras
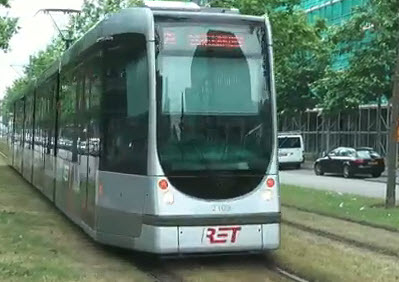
179,91,184,133
179,91,208,167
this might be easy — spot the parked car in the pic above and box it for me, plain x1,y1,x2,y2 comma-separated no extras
278,133,304,169
314,147,385,178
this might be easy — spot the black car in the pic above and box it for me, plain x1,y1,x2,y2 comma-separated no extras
314,147,385,178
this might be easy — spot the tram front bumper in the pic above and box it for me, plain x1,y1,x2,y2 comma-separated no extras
133,213,281,254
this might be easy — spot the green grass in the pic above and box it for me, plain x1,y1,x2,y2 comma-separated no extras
275,225,399,282
281,184,399,231
0,155,151,282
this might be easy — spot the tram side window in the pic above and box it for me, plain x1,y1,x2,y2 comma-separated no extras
24,93,34,150
36,78,57,156
58,71,78,162
76,73,88,156
14,100,24,147
101,34,149,175
34,89,43,153
86,64,102,157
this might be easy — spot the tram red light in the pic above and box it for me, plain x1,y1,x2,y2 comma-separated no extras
158,179,169,190
266,178,275,188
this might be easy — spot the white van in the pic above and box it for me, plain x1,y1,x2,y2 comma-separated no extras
278,133,304,168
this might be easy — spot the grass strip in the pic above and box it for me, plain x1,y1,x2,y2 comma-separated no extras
0,156,151,282
281,184,399,231
275,225,399,282
282,206,399,258
283,219,398,258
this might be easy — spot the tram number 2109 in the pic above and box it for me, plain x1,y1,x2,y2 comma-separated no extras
211,204,231,212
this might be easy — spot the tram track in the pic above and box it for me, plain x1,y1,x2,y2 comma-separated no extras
282,219,399,259
188,253,310,282
131,255,185,282
131,253,311,282
273,267,309,282
262,254,310,282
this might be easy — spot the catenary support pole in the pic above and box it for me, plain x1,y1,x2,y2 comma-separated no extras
386,47,399,208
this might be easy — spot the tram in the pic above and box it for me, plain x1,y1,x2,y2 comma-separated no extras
5,1,280,254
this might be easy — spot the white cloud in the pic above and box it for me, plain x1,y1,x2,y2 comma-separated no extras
0,0,84,99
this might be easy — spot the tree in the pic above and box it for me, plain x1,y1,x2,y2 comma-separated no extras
68,0,142,41
0,0,18,51
2,0,142,118
2,0,333,121
315,0,399,113
325,0,399,207
211,0,332,115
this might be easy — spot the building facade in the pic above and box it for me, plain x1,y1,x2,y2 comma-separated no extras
301,0,367,69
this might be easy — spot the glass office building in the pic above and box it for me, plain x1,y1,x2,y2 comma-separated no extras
301,0,368,70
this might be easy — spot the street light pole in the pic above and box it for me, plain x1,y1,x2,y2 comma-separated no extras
386,47,399,208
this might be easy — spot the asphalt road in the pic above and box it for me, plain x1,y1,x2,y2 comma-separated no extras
279,168,399,200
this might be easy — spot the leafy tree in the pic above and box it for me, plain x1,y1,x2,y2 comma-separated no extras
68,0,143,41
211,0,332,115
315,0,399,113
3,0,332,120
0,0,18,51
2,0,141,119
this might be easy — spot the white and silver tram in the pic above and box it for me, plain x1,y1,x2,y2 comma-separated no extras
4,1,280,254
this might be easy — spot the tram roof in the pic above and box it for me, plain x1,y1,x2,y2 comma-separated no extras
34,6,267,89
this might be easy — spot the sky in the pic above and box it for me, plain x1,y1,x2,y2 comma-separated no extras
0,0,84,99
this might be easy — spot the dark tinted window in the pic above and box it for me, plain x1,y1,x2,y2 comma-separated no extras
101,34,149,175
74,58,102,158
23,93,34,150
14,100,24,147
155,19,272,199
328,148,339,156
278,137,301,149
35,78,57,156
338,148,355,157
357,150,380,159
58,70,78,162
85,61,102,158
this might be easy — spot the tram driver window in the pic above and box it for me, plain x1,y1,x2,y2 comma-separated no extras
102,34,149,175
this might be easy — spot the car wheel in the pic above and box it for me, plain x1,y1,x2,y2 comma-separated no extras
343,165,352,178
295,163,301,169
314,163,324,176
372,172,382,178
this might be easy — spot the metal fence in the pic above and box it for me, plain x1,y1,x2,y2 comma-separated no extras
278,104,391,157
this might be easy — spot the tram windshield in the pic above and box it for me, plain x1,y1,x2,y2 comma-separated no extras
155,18,274,197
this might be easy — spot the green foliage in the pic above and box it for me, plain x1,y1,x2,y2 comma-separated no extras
2,0,142,122
314,0,399,113
0,0,9,6
5,0,398,120
0,0,18,51
68,0,143,40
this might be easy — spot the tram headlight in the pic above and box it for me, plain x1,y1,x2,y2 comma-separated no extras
163,191,174,205
262,189,273,201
